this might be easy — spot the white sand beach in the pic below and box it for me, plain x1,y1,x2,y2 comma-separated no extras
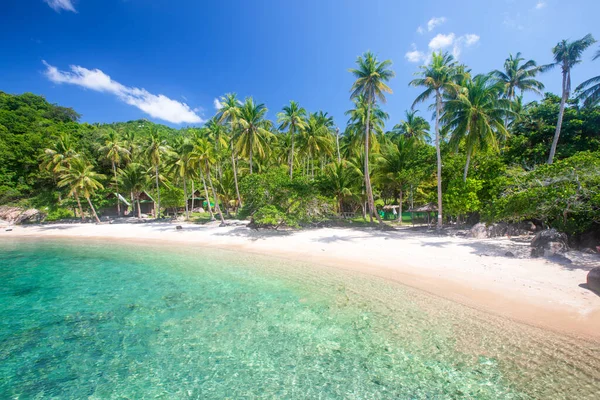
2,221,599,340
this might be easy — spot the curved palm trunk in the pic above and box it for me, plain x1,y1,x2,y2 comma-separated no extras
155,165,161,219
136,195,142,218
231,145,242,209
74,192,85,222
199,168,215,220
86,196,101,223
463,147,472,182
548,69,569,165
435,90,443,230
183,177,189,220
364,103,383,225
289,126,295,178
112,161,120,216
205,161,225,224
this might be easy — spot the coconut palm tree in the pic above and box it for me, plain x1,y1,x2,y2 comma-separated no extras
216,93,243,208
191,137,225,223
145,128,172,218
442,74,511,181
349,51,395,224
390,110,431,143
576,47,600,108
205,117,229,180
119,163,151,218
58,158,105,223
323,159,362,215
98,129,130,216
410,51,459,229
40,132,78,175
235,97,273,174
493,52,545,101
297,113,334,177
169,137,195,220
277,101,307,178
543,34,596,164
344,95,389,158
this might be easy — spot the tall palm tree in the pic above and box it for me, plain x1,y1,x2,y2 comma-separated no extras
410,51,459,229
58,158,105,223
98,129,130,216
443,74,511,181
205,117,229,180
40,133,78,175
169,137,195,220
235,97,273,174
344,95,389,157
297,113,334,177
349,51,395,224
216,93,243,208
576,47,600,108
544,34,596,164
191,137,225,223
493,52,545,101
323,159,362,215
145,127,172,218
119,163,151,218
277,101,307,178
390,110,431,143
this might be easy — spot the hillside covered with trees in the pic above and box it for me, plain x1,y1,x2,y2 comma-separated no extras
1,35,599,240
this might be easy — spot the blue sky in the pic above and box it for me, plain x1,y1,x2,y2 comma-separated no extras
1,0,599,129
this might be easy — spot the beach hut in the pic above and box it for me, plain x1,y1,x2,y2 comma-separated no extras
99,193,131,217
137,191,156,217
407,203,438,226
187,190,206,212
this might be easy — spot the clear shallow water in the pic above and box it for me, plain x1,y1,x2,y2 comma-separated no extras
0,239,598,399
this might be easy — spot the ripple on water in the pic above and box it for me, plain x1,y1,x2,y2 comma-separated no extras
0,238,598,399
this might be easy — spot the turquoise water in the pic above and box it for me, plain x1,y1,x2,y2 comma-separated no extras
0,239,598,399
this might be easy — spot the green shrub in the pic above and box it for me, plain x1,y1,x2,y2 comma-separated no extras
45,207,74,222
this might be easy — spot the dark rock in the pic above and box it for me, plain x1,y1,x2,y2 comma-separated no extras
530,229,569,258
470,223,488,239
175,225,183,230
505,251,515,257
587,267,600,293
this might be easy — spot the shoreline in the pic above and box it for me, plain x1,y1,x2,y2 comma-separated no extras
2,221,600,341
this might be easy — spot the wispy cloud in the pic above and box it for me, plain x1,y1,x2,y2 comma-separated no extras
43,0,76,13
452,34,480,58
405,44,427,63
535,1,546,9
43,61,203,124
417,16,447,34
213,98,223,110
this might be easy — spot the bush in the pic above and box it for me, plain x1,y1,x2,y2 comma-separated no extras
44,207,74,222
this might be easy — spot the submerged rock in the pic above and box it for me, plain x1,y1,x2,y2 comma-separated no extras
587,267,600,293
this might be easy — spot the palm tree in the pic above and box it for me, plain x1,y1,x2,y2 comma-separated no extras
344,95,389,158
191,138,225,223
119,163,151,218
205,117,229,180
216,93,243,208
145,128,172,218
410,51,459,229
576,47,600,108
493,52,545,101
297,113,334,177
58,158,105,223
169,137,195,220
443,74,511,181
323,159,362,215
390,110,431,143
277,101,307,178
40,133,78,175
349,51,395,224
98,129,130,216
544,34,596,164
235,97,273,174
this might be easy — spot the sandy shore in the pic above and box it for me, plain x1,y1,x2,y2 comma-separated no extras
2,220,599,340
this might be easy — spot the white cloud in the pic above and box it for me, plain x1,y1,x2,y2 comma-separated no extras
535,1,546,9
428,33,455,50
427,17,446,32
405,44,427,63
43,0,76,12
463,34,480,46
416,26,425,34
452,34,480,59
213,98,223,110
43,61,202,124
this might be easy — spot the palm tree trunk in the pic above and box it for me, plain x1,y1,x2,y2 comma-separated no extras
397,190,403,225
364,102,383,225
86,196,101,223
336,127,341,163
548,70,569,165
231,147,242,209
435,90,443,230
191,181,195,211
136,196,142,218
74,192,85,222
206,161,225,224
183,177,189,220
199,169,215,220
289,126,295,178
112,161,120,216
155,165,161,219
463,147,472,182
